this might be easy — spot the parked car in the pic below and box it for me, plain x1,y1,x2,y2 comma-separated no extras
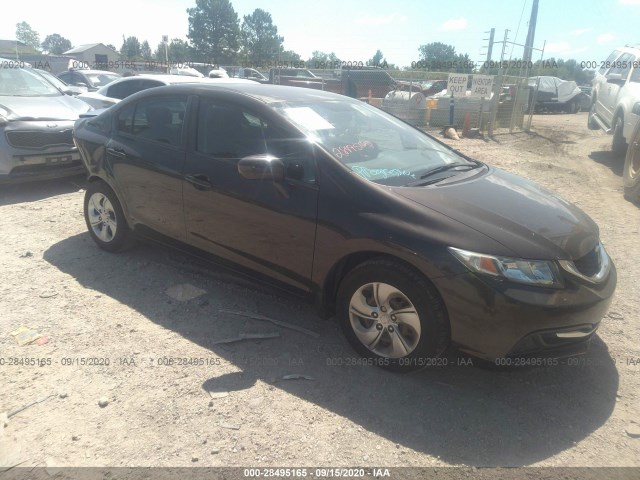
73,83,616,371
623,108,640,202
0,64,91,183
57,69,121,92
221,66,268,81
34,68,87,96
76,74,256,109
528,76,588,113
589,45,640,154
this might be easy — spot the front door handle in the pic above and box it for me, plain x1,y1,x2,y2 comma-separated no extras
185,173,213,191
106,147,126,158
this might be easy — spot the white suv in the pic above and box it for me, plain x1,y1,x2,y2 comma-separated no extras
589,45,640,155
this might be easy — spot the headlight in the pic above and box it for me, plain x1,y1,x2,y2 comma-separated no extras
448,247,562,287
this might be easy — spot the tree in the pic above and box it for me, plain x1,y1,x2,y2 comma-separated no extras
369,49,384,67
140,40,152,60
187,0,241,64
280,50,302,63
241,8,283,65
417,42,473,73
106,44,117,52
16,21,40,51
121,36,141,59
155,39,191,62
308,50,340,68
41,34,72,54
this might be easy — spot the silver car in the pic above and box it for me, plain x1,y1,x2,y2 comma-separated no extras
0,63,92,183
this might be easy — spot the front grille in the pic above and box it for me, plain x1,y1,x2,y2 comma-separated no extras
574,247,601,277
6,130,74,149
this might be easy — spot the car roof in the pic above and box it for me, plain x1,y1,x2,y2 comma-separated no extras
133,82,355,104
66,69,121,75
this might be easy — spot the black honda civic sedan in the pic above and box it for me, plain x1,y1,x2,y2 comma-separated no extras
73,83,616,371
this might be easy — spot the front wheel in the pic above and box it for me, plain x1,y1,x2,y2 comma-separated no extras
84,181,132,252
623,121,640,203
336,258,449,372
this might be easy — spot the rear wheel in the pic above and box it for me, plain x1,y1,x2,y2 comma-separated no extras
568,100,578,114
336,258,449,372
623,121,640,203
612,114,627,155
84,181,133,252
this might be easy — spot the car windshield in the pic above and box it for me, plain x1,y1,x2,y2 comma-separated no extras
272,100,475,186
0,67,62,97
85,73,120,87
34,69,70,90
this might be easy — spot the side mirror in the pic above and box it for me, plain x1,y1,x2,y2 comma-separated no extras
606,73,625,85
238,155,284,182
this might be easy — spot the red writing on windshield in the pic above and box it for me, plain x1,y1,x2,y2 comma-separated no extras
332,140,373,159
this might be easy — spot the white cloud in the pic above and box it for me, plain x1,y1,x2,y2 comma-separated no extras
620,0,640,5
570,28,592,36
545,42,572,53
439,17,468,31
597,33,616,44
354,13,407,26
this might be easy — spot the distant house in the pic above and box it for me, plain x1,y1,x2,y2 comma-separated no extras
63,43,120,69
0,39,40,57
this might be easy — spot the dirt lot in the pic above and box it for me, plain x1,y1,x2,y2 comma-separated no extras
0,112,639,471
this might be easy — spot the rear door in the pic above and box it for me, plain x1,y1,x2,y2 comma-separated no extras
182,95,319,290
106,94,189,240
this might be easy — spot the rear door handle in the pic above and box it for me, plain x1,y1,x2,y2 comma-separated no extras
185,173,213,191
106,147,126,158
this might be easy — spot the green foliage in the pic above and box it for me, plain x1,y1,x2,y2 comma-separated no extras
241,8,283,64
308,50,340,67
280,50,302,63
187,0,241,64
41,34,72,55
140,40,152,60
369,49,384,66
121,36,141,59
155,39,192,62
16,21,40,51
417,42,473,73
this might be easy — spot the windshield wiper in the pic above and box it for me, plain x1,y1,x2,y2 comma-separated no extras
406,161,483,187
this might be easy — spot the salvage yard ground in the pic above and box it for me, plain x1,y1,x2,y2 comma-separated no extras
0,113,639,469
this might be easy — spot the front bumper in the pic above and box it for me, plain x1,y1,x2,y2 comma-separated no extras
432,262,617,361
1,122,86,183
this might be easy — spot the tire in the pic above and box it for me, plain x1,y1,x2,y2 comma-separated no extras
623,121,640,203
336,258,449,372
587,101,600,130
612,114,628,156
84,181,133,252
568,100,578,114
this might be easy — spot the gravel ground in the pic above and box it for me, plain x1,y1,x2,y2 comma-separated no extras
0,112,639,471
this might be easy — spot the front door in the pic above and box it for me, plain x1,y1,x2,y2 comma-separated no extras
182,97,319,291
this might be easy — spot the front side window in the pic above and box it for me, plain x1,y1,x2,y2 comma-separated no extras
599,50,621,74
197,100,316,182
271,99,472,186
608,53,634,79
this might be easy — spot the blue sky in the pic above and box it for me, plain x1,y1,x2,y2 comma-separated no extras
2,0,638,67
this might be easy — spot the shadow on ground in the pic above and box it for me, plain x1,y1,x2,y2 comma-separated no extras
589,150,625,177
0,175,87,207
44,233,619,467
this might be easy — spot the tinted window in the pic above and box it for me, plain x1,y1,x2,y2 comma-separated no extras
116,104,135,134
131,97,187,147
107,79,141,100
57,72,71,83
197,100,315,182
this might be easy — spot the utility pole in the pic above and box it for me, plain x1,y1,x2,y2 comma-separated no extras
523,0,539,65
485,28,495,64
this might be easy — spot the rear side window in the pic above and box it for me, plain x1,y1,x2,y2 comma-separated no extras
131,96,187,147
107,79,141,100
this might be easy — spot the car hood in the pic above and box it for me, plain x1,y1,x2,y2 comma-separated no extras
0,94,91,121
393,167,599,260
